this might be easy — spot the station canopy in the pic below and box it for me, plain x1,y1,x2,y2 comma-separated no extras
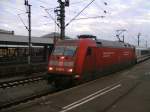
0,33,53,46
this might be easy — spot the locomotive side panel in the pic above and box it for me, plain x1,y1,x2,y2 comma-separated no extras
94,47,120,74
81,47,122,80
119,48,129,67
91,47,135,77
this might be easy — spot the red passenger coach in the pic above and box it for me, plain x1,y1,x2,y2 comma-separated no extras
47,35,136,87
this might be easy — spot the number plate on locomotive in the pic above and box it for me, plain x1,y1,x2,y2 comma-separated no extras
56,68,64,71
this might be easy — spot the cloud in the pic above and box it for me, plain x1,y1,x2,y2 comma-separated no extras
0,0,150,47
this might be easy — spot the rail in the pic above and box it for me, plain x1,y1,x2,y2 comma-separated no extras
0,74,47,89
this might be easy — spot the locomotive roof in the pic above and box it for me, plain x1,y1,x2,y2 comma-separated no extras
63,38,134,48
96,39,134,48
55,37,134,48
77,35,134,48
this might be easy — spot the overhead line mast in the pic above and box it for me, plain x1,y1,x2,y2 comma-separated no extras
24,0,32,64
55,0,69,40
137,33,141,46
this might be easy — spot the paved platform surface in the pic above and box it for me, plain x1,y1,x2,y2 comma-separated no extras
2,59,150,112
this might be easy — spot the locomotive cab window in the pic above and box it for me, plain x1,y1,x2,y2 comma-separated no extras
52,46,77,56
52,46,65,55
64,46,77,56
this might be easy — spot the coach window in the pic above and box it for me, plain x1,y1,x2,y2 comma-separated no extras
87,47,92,56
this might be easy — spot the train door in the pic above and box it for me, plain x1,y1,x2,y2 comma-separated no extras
82,47,96,80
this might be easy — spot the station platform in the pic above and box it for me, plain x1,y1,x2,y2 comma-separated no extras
2,59,150,112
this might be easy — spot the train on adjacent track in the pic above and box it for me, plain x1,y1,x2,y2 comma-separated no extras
47,35,150,87
136,47,150,62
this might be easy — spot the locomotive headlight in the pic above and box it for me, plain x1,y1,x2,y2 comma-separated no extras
60,56,65,59
48,67,53,71
68,68,73,72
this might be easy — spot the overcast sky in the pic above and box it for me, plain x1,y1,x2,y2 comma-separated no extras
0,0,150,47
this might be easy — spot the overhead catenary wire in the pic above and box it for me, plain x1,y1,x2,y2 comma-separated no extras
0,1,26,12
74,16,105,20
36,0,50,5
36,0,56,13
65,0,96,27
66,0,108,24
66,9,89,20
40,6,60,27
17,13,28,30
0,4,30,32
40,5,54,11
70,0,91,5
94,1,107,14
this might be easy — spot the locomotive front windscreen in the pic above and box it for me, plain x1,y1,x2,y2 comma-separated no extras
52,46,77,56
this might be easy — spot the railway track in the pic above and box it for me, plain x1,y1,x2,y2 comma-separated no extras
0,72,60,110
0,73,47,89
0,75,56,110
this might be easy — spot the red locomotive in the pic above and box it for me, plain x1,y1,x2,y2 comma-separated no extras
47,35,136,87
